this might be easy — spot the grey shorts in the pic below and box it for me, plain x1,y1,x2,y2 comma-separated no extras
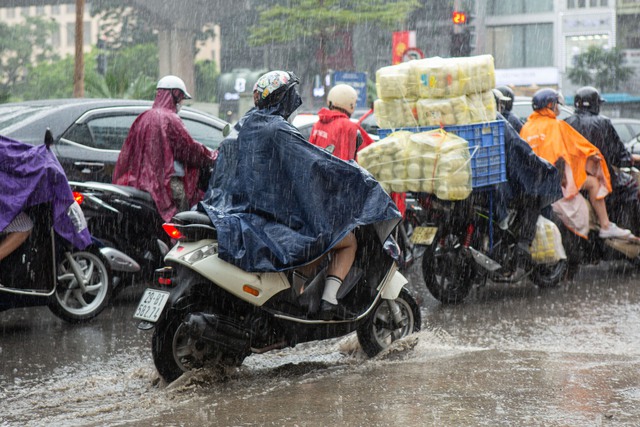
3,212,34,233
170,177,189,212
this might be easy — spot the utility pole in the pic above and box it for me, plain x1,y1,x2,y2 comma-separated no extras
73,0,85,98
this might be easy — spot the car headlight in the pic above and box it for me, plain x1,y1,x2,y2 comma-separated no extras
181,244,218,264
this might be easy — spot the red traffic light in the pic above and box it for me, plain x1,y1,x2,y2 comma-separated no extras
452,11,468,25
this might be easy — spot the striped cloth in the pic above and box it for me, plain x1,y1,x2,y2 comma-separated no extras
2,212,33,233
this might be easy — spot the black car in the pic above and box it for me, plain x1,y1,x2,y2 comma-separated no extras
0,99,231,183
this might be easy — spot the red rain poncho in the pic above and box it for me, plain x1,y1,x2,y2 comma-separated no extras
309,108,373,161
112,90,215,221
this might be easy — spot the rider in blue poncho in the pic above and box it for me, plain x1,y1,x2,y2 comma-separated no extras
199,71,401,319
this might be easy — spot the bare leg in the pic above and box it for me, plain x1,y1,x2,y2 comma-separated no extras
0,231,31,261
326,232,357,281
582,175,611,229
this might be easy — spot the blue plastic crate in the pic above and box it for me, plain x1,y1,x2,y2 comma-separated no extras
377,121,507,188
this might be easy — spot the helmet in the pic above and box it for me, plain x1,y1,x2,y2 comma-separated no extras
157,75,192,99
532,88,560,111
327,84,358,116
495,85,515,111
492,88,511,113
574,86,605,114
253,70,300,109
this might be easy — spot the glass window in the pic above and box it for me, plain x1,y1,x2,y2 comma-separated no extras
182,119,225,150
83,21,91,46
52,5,60,14
66,23,75,47
488,0,553,15
568,0,576,8
36,6,45,16
487,24,553,68
6,8,14,18
66,4,75,14
51,29,61,48
566,34,609,69
578,0,586,6
83,115,138,150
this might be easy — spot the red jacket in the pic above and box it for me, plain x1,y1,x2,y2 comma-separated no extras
309,108,373,161
112,90,215,221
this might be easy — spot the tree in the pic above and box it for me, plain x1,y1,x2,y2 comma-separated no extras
15,45,157,102
567,45,633,92
0,17,59,102
248,0,420,96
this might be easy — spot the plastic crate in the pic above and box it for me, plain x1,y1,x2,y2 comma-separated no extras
377,120,507,188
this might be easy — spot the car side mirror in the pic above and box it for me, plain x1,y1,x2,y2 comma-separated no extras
44,128,54,150
222,123,231,137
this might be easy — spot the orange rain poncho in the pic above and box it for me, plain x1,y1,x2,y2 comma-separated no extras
520,108,612,199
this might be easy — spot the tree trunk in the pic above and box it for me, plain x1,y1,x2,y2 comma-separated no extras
73,0,85,98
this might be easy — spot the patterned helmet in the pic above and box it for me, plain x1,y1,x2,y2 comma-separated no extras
252,70,300,108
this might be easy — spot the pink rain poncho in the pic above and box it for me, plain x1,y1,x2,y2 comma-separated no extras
112,90,215,221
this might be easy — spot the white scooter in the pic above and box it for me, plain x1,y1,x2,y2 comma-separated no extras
134,210,421,383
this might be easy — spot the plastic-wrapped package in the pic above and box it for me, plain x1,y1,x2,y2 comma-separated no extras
375,62,418,100
465,55,496,95
411,54,496,99
358,129,472,200
374,98,418,129
529,216,567,264
466,90,497,123
416,96,471,126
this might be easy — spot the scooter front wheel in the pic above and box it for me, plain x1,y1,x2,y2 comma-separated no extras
357,288,421,358
49,248,112,323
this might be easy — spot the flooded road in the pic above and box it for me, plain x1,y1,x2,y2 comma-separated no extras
2,262,640,426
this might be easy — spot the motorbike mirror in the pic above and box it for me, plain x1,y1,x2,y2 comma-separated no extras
222,123,231,137
44,128,54,149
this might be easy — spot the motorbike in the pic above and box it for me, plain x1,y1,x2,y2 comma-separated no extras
0,131,140,322
133,210,422,383
417,191,567,304
69,181,171,291
558,196,640,278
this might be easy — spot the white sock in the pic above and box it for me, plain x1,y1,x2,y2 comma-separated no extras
322,276,342,305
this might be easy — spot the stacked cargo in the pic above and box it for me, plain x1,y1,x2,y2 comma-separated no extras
374,54,496,129
362,54,505,199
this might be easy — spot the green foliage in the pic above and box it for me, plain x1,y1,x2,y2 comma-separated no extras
249,0,420,46
0,17,59,102
195,60,219,103
90,2,157,49
14,44,158,102
100,43,158,98
567,45,634,92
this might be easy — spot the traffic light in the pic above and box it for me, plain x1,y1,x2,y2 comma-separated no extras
452,11,468,25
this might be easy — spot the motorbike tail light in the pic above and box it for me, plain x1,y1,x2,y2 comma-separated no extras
162,223,183,240
73,191,84,205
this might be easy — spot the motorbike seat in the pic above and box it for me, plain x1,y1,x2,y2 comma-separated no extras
173,211,213,226
110,184,155,203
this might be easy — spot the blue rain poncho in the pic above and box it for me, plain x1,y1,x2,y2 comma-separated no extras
199,91,400,272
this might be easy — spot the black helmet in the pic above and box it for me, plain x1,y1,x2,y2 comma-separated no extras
496,85,515,111
532,88,560,111
574,86,605,114
252,70,300,109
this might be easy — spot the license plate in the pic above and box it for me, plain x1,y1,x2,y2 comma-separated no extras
133,289,171,322
410,226,438,245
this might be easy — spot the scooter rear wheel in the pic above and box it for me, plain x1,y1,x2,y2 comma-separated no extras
357,288,421,358
48,248,112,323
152,300,247,383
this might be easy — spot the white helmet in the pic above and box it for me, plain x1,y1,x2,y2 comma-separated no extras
327,84,358,116
157,75,192,99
